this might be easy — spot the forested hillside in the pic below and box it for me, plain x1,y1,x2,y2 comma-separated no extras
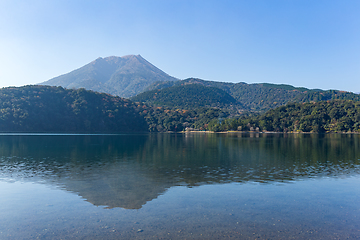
131,84,242,109
0,85,148,132
1,86,360,133
0,85,229,133
208,100,360,133
144,78,360,112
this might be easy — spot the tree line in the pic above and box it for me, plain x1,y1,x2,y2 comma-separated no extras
1,85,360,133
208,100,360,133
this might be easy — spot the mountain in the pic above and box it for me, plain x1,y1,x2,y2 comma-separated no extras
131,83,242,109
40,55,178,98
144,78,360,112
40,54,359,112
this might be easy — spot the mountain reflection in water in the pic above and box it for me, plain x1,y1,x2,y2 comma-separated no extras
0,133,359,209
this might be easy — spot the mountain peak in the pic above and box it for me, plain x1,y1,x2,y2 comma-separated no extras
40,55,178,98
121,54,140,58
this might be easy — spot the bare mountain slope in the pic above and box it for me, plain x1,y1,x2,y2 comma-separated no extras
41,55,178,98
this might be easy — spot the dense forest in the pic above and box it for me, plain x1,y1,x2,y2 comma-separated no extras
0,85,148,132
208,100,360,133
0,85,360,133
0,85,228,133
138,106,228,132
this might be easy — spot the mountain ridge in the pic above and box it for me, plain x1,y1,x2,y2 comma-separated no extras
40,55,360,113
143,78,360,112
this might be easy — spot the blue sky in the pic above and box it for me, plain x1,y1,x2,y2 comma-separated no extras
0,0,359,92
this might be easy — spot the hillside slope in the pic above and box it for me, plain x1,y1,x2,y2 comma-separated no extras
131,83,243,109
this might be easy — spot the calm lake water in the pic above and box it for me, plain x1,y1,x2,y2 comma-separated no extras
0,133,359,239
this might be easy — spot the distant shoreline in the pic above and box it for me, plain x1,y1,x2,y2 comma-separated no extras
0,130,358,135
182,130,360,134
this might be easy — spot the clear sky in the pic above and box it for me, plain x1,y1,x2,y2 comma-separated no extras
0,0,359,92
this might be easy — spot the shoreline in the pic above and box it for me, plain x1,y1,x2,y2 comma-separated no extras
183,130,360,134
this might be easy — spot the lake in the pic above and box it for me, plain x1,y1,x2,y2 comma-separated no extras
0,133,359,239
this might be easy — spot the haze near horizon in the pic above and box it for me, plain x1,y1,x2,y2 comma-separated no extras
0,0,359,92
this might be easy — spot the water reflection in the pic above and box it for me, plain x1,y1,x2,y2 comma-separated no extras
0,133,359,209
